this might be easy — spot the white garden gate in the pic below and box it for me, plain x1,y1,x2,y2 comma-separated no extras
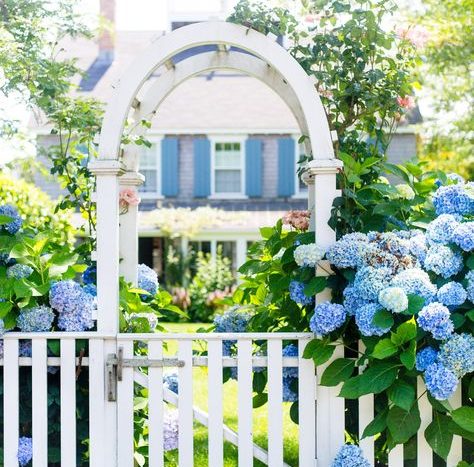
1,21,464,467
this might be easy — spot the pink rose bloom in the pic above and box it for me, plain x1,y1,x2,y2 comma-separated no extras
397,95,416,110
396,25,429,48
119,188,141,209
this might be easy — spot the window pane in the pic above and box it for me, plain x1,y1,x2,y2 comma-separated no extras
140,170,157,192
140,144,157,168
215,170,241,193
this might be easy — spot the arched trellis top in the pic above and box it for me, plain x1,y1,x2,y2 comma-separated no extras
98,21,335,161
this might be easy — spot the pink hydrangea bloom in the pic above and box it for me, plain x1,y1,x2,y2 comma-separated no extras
396,25,429,48
397,95,416,110
282,210,311,231
119,188,141,210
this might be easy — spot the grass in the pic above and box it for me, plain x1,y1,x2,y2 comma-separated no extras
153,322,300,466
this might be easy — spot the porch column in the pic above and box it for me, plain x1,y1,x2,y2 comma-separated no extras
88,159,125,333
118,171,145,285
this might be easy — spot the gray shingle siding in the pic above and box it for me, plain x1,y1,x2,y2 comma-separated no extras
386,133,418,165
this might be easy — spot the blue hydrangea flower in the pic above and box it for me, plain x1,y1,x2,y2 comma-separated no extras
50,280,85,313
343,286,370,316
437,282,467,307
163,409,179,451
17,306,55,332
452,222,474,252
447,173,465,184
293,243,325,267
371,231,411,257
309,302,346,336
0,339,3,358
426,214,460,245
356,303,390,337
0,318,4,337
417,302,453,340
438,333,474,378
19,340,32,357
137,263,159,297
282,344,298,378
432,183,474,216
408,233,428,265
289,280,313,306
378,287,408,313
283,375,298,402
0,205,22,234
424,246,463,279
17,436,33,466
82,264,96,285
415,347,438,371
359,243,400,271
424,363,458,400
214,307,250,333
331,444,370,467
83,283,97,297
6,264,33,279
163,372,179,393
392,268,437,301
466,270,474,303
326,234,368,269
353,266,393,301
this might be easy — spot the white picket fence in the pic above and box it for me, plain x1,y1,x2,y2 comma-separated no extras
0,332,464,466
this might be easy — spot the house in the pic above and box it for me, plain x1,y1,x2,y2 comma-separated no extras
30,0,422,281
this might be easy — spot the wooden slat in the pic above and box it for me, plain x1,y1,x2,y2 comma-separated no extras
417,378,432,467
178,340,194,467
267,339,283,467
359,342,374,465
447,384,463,466
208,340,224,467
148,340,164,467
32,339,48,467
60,339,77,466
117,341,135,467
4,339,19,467
237,339,253,467
89,339,105,467
299,337,316,467
388,444,403,467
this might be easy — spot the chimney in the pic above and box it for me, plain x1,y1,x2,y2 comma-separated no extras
99,0,115,62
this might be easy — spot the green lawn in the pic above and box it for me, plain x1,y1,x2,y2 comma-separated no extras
156,323,299,466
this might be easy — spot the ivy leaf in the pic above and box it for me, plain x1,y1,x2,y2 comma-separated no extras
451,407,474,433
304,276,327,297
320,358,355,386
425,412,453,460
400,340,416,370
388,380,415,411
387,404,421,444
372,338,398,359
372,309,394,329
339,362,399,398
391,318,417,346
362,409,388,438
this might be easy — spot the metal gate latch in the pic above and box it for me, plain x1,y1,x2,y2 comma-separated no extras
106,347,185,401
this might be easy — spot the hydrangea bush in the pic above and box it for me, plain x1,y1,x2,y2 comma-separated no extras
235,178,474,462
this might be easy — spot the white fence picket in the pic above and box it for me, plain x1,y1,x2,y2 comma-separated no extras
417,377,432,467
60,339,77,466
388,444,403,467
4,339,19,467
237,339,253,467
447,384,463,466
178,340,194,467
298,337,316,467
89,338,106,467
148,340,164,467
118,340,135,467
32,339,48,467
208,339,224,467
358,343,374,465
267,339,283,467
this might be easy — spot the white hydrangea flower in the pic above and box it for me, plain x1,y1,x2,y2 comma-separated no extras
396,184,416,200
294,243,325,267
378,287,408,313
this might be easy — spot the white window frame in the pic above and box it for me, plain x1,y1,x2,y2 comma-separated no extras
138,136,163,199
209,135,248,199
293,135,308,199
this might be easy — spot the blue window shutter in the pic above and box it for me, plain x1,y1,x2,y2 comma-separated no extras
161,138,179,197
245,139,262,197
193,138,211,197
277,138,295,197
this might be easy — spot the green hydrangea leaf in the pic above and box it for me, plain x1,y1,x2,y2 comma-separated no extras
320,358,355,386
425,412,453,460
372,309,394,329
362,409,388,438
372,338,399,359
387,404,421,444
388,380,416,411
451,407,474,433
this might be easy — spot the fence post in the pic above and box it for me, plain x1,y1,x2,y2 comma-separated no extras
304,159,344,466
89,159,124,466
